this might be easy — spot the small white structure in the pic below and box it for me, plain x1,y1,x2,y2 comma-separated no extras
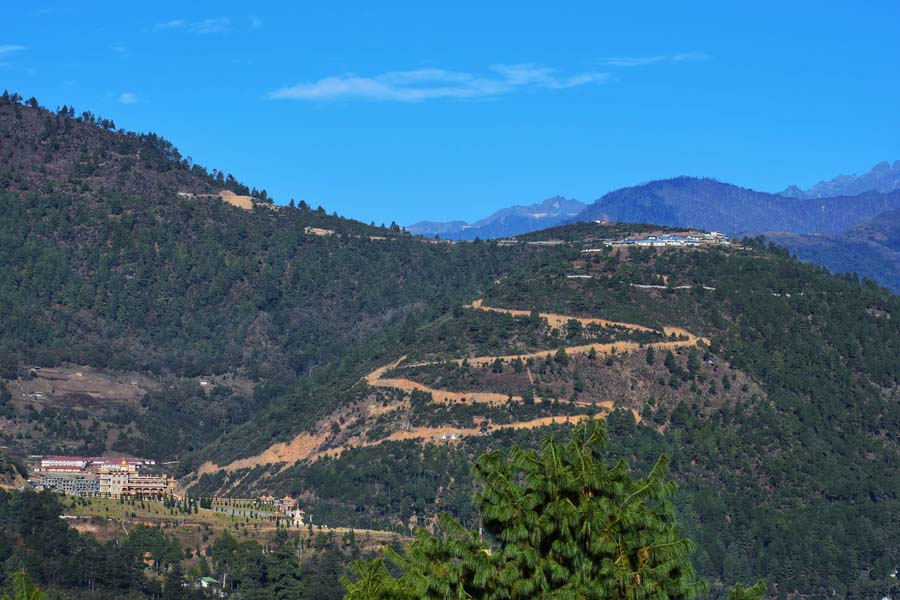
290,509,306,526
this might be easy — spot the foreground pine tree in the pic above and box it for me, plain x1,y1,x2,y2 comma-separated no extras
1,572,45,600
343,419,765,599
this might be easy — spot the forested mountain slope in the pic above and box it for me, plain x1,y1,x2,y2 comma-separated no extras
846,208,900,250
2,94,900,597
764,209,900,293
765,231,900,293
0,92,253,201
187,225,900,598
573,177,900,291
0,96,523,461
575,176,900,235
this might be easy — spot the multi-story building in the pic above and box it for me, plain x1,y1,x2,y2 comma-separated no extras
39,456,89,472
38,455,157,474
98,461,133,496
98,459,172,498
34,476,100,495
87,456,156,471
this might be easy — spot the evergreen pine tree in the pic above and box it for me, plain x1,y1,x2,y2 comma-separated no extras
343,420,762,599
1,571,45,600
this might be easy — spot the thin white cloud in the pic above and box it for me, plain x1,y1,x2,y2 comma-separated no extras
268,64,609,102
117,92,139,104
193,18,230,34
671,52,711,62
110,43,131,57
250,15,264,29
154,17,230,34
0,45,27,56
154,19,186,31
33,8,78,16
0,45,28,70
601,52,711,67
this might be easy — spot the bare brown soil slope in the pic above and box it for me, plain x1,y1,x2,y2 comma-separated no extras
7,366,150,406
205,406,620,476
219,190,255,210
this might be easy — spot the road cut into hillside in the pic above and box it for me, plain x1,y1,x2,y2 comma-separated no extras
369,300,707,390
200,301,700,480
203,404,619,477
365,358,516,406
199,430,332,475
468,299,705,347
373,411,618,444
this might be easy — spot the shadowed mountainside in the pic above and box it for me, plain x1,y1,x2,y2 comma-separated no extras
780,160,900,199
765,209,900,292
575,176,900,236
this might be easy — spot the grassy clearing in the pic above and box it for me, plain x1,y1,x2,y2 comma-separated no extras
59,495,404,546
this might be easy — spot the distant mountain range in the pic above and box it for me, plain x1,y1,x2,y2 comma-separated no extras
411,161,900,240
578,177,900,292
407,196,585,240
780,160,900,199
576,177,900,236
407,162,900,291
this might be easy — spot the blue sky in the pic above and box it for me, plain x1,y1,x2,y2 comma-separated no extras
4,1,899,225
